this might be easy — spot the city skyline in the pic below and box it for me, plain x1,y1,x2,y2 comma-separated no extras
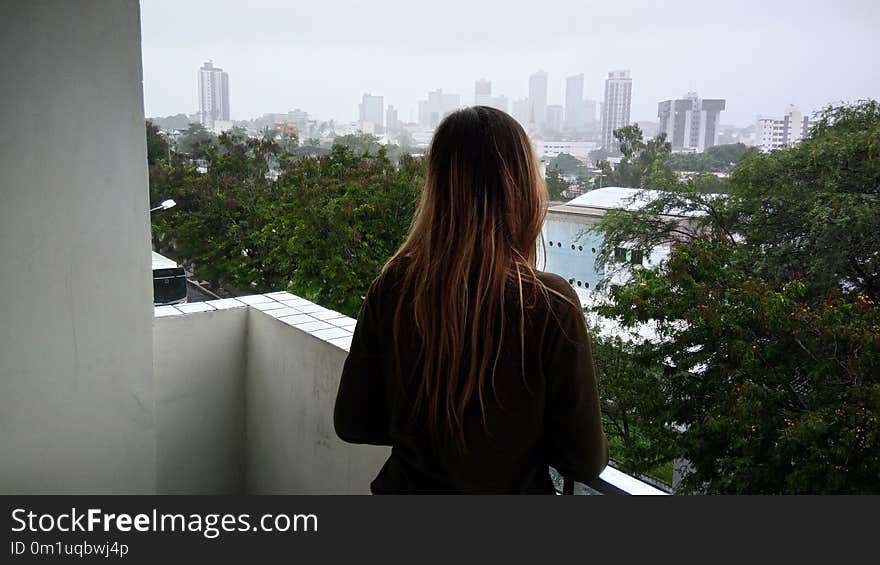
141,0,879,127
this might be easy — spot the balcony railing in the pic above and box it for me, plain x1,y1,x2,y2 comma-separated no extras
153,292,667,495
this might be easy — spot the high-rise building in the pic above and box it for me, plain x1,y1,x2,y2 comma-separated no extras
546,105,564,133
386,105,399,134
565,74,585,131
658,92,726,152
418,89,460,128
756,105,811,153
512,98,531,127
600,70,632,151
474,79,510,113
528,70,548,127
198,61,229,130
582,99,597,128
358,93,384,130
475,79,492,106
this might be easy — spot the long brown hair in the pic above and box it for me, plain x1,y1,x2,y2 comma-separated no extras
384,106,574,451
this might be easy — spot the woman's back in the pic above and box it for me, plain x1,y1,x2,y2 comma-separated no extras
333,106,606,493
334,259,608,493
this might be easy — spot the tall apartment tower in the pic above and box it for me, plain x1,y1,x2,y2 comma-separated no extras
198,61,229,130
528,70,548,127
565,74,585,131
358,93,384,130
475,79,492,106
756,105,811,153
600,70,632,151
418,89,461,128
386,105,399,134
658,92,726,152
546,105,564,133
474,79,509,113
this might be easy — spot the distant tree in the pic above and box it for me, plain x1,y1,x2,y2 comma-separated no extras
176,122,218,155
545,165,568,201
145,120,169,165
548,153,586,176
595,125,676,189
590,100,880,493
668,143,755,173
149,132,426,316
332,133,383,156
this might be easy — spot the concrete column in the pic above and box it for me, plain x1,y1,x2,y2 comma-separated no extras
0,0,155,493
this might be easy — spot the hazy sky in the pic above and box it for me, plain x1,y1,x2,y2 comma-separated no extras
141,0,879,127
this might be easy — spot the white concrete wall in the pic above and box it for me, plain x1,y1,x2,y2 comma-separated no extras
0,0,155,493
154,306,248,494
245,305,390,494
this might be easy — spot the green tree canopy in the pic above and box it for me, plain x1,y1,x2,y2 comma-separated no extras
595,125,677,190
590,100,880,493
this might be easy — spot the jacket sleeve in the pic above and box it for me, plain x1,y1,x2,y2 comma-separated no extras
543,286,609,483
333,276,392,446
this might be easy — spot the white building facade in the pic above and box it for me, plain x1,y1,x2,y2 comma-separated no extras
600,70,632,151
756,105,811,152
658,92,726,153
198,61,229,130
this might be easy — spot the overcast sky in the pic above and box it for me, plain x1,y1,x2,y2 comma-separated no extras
140,0,879,127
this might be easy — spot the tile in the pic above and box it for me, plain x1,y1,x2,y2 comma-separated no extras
310,310,346,321
236,294,276,305
312,326,352,341
206,298,246,310
328,335,354,351
264,291,296,300
176,302,216,314
154,305,181,317
277,314,315,326
295,303,326,314
331,318,357,329
293,320,334,333
279,298,311,308
267,307,302,318
251,301,289,311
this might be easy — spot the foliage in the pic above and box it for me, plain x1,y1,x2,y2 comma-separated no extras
548,153,587,176
176,122,218,155
145,121,169,165
149,127,424,317
545,166,568,201
590,100,880,493
595,125,677,189
668,143,755,173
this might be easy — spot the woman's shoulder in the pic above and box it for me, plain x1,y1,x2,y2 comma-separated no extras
535,271,580,305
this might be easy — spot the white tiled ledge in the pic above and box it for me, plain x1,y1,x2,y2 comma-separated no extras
154,291,356,351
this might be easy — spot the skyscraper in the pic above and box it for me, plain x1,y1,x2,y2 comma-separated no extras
475,79,492,106
386,105,399,134
418,89,460,128
658,92,726,152
565,74,585,131
512,98,531,127
600,70,632,151
546,105,564,133
528,70,548,127
474,79,510,113
358,93,384,130
198,61,229,130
